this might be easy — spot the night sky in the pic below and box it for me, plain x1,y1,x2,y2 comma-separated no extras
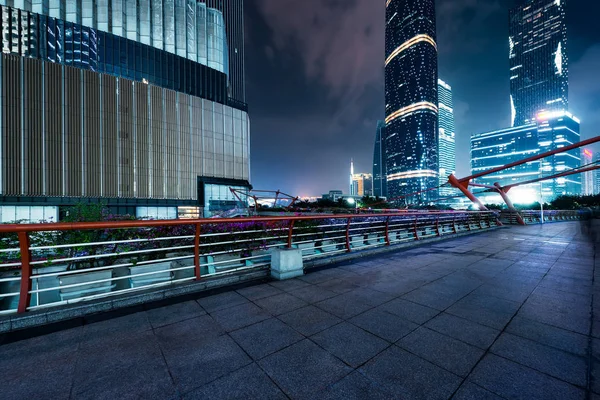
244,0,600,197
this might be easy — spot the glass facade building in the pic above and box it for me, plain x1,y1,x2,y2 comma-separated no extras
372,120,386,198
471,111,580,204
385,0,438,205
509,0,567,126
0,1,249,220
582,149,594,195
437,79,456,198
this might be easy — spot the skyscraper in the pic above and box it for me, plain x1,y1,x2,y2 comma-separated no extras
385,0,438,205
582,149,594,195
437,79,456,198
509,0,568,126
0,1,249,221
373,121,387,198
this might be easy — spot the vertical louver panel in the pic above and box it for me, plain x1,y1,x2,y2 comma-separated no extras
178,93,190,200
23,57,44,196
84,69,101,197
102,74,118,197
64,66,82,197
164,88,177,199
44,60,62,197
135,81,149,198
119,78,134,197
150,85,164,198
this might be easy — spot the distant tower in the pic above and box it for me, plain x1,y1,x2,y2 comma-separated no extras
509,0,568,126
385,0,438,205
437,79,456,198
350,159,356,195
373,121,387,197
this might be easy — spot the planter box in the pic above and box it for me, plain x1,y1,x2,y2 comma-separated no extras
296,242,319,256
205,253,247,275
366,234,383,246
128,262,172,288
59,270,115,301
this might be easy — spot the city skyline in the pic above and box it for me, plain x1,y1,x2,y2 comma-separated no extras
247,0,600,197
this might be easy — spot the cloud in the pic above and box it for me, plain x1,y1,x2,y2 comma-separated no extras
253,0,384,100
570,44,600,142
437,0,502,54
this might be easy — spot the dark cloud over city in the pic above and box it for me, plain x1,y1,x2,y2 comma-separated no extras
245,0,600,197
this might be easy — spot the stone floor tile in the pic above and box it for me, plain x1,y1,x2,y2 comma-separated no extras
288,285,339,304
349,308,419,343
268,278,312,292
157,331,251,393
278,305,342,336
506,316,589,356
210,302,271,332
72,331,176,400
491,332,587,387
397,326,484,377
146,300,206,329
469,353,585,400
361,346,461,400
254,293,309,316
378,298,439,324
182,363,287,400
310,322,389,367
81,311,152,343
424,312,500,350
197,291,250,313
236,284,284,301
259,339,352,399
229,318,303,360
315,292,373,320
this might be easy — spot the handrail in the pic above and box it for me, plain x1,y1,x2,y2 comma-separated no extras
0,211,496,233
0,211,501,315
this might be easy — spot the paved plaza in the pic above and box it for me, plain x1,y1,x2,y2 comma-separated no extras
0,221,598,399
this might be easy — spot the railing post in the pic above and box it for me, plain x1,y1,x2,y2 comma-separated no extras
435,216,441,236
413,216,420,240
479,214,484,229
194,223,201,281
452,216,457,234
385,216,391,246
345,217,352,252
17,231,32,313
287,220,295,249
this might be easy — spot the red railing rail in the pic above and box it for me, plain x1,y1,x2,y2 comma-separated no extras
0,211,501,315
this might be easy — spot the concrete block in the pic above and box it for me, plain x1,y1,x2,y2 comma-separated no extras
270,249,303,280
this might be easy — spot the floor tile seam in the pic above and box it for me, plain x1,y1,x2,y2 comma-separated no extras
67,333,84,400
387,341,465,380
448,250,555,399
344,313,420,345
486,351,588,390
421,319,499,352
151,323,183,399
272,310,345,338
149,313,210,331
177,357,256,399
492,328,590,360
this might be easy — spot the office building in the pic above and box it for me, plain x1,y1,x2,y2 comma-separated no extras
385,0,438,205
582,149,594,195
509,0,568,126
351,173,373,197
373,121,387,198
437,79,456,198
595,153,600,196
0,1,249,222
471,110,580,204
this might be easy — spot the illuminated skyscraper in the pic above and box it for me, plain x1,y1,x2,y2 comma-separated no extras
437,79,456,198
373,121,387,198
582,149,594,195
509,0,568,126
385,0,438,205
471,111,580,203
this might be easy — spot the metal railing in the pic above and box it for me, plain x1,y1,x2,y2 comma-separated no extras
499,210,584,225
0,211,500,315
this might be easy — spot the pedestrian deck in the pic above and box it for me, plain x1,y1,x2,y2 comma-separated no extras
0,221,597,400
